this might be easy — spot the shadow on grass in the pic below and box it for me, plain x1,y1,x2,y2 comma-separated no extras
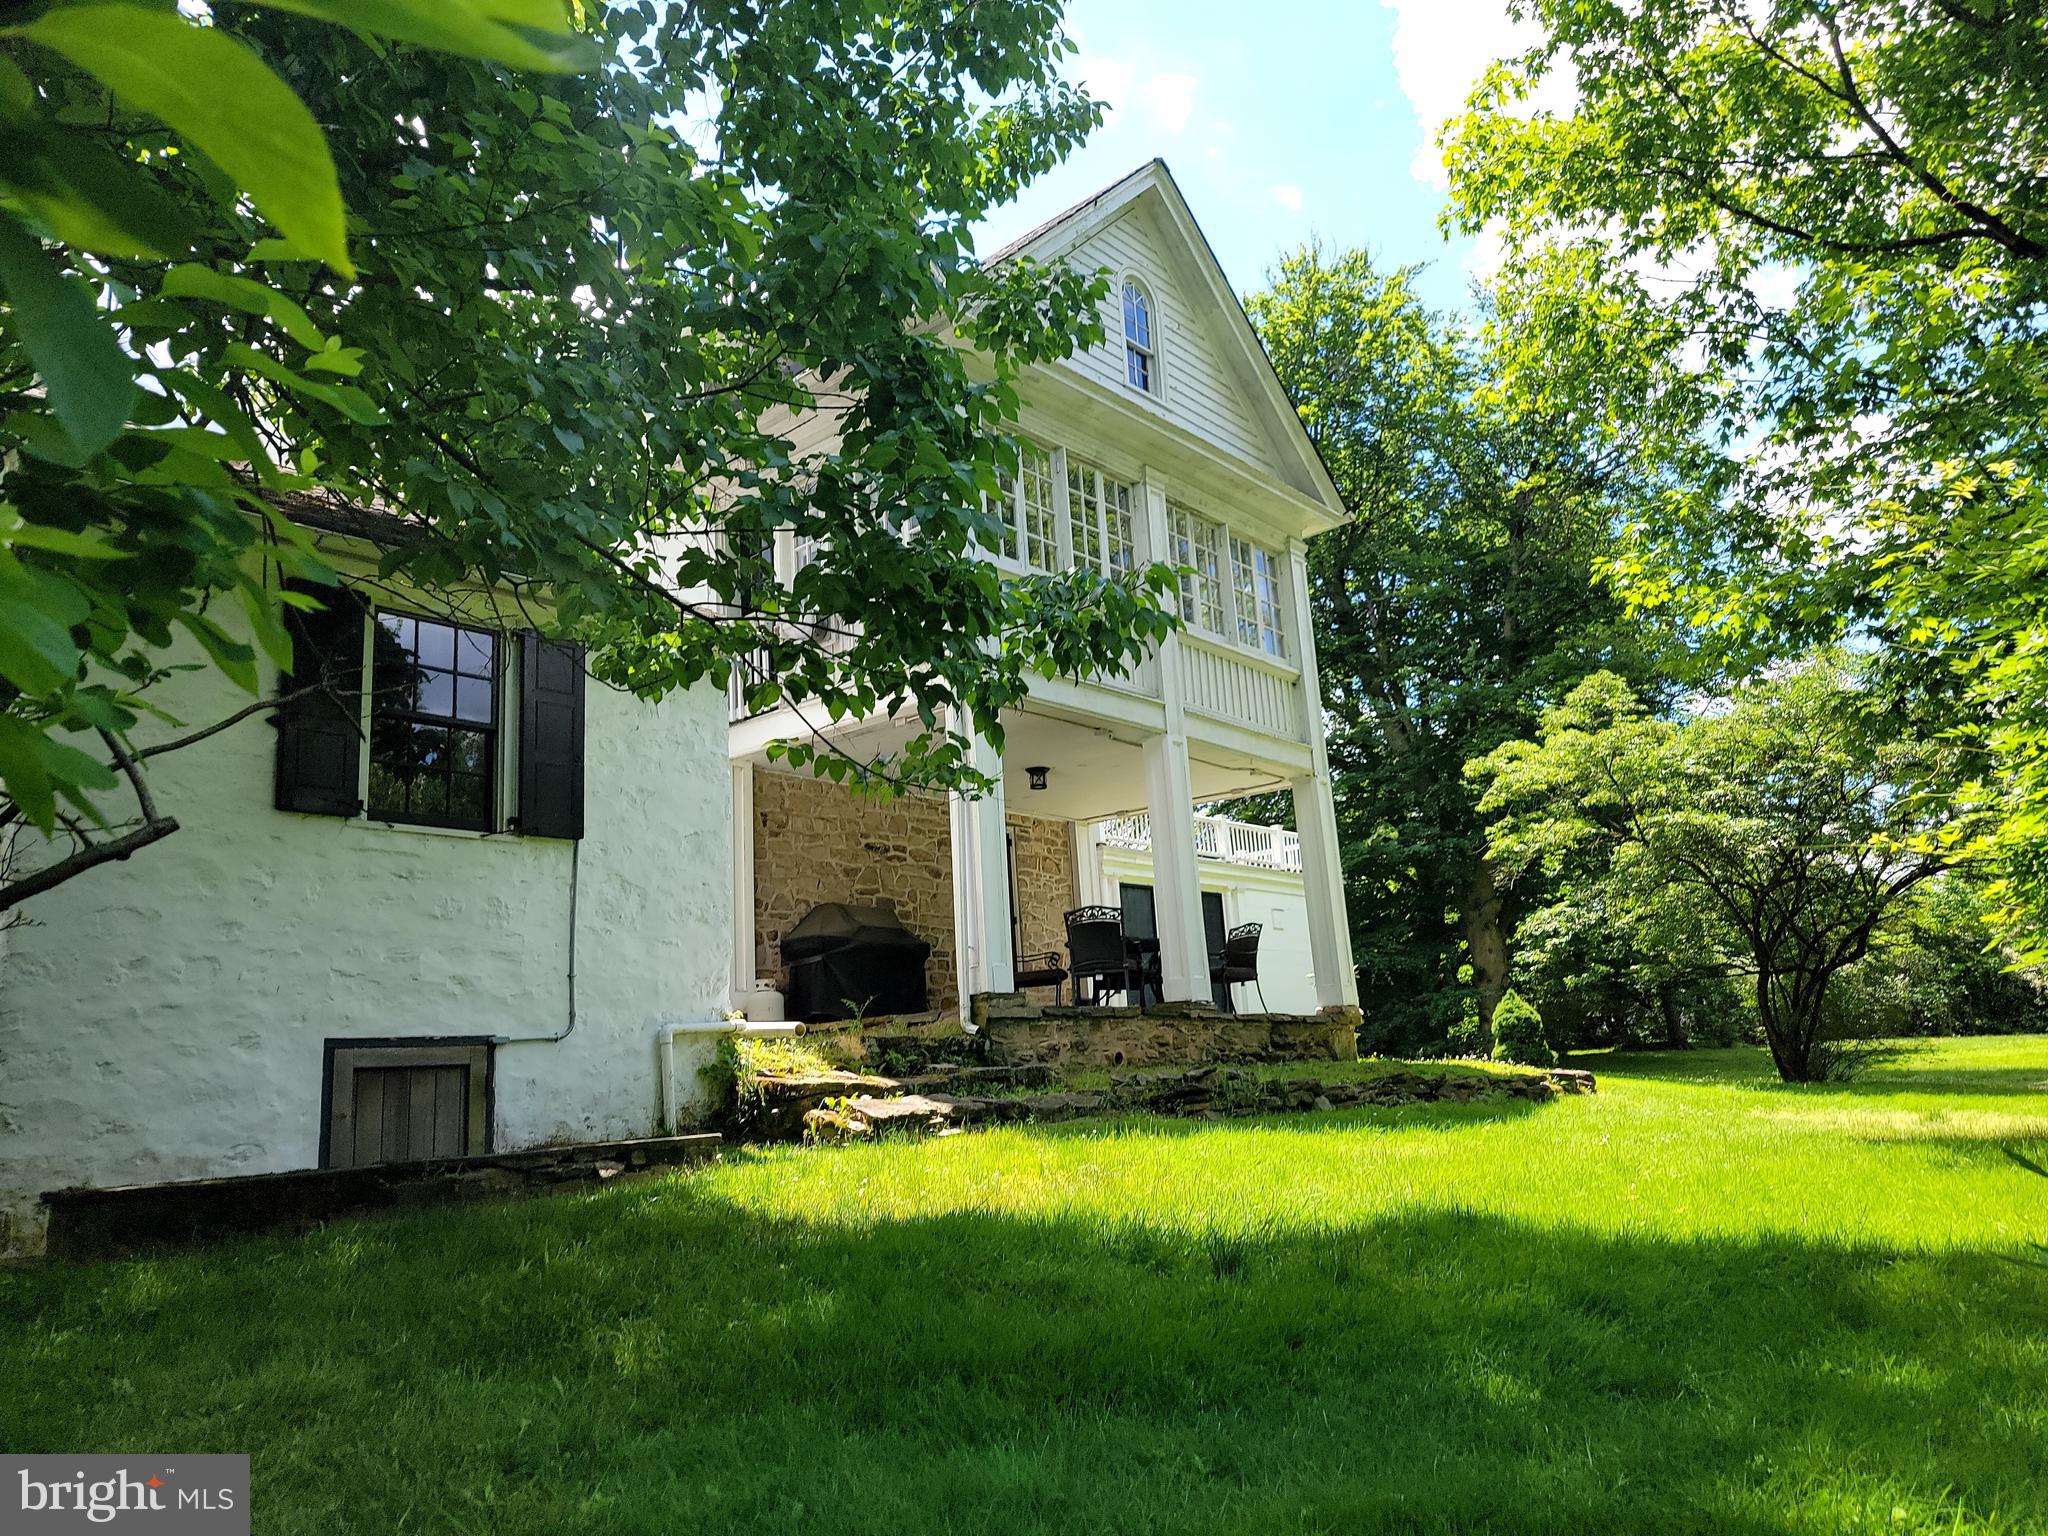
5,1157,2047,1535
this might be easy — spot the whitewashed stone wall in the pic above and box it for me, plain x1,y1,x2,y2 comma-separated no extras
0,607,730,1254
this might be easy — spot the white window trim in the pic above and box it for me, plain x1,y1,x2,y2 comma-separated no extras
1119,271,1161,398
356,603,521,836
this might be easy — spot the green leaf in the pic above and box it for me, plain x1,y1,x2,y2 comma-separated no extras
0,215,134,456
250,0,600,73
0,715,57,833
0,122,199,259
0,553,87,695
13,4,353,275
160,264,328,350
225,342,385,424
173,608,259,692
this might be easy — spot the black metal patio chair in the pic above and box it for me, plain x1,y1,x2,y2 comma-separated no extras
1063,905,1134,1007
1013,951,1069,1004
1210,921,1267,1012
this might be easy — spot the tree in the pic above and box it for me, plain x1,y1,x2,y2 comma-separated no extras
1473,662,1958,1082
0,0,1173,913
1444,0,2048,959
1243,242,1718,1051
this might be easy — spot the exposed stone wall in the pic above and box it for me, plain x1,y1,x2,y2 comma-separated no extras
1009,811,1074,978
750,769,1074,1013
971,998,1362,1070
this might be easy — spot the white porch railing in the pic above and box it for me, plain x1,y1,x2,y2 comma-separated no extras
1098,811,1303,872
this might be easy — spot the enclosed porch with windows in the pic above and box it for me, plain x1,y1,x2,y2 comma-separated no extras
729,700,1359,1044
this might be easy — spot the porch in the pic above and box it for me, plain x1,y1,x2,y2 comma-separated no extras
730,696,1358,1027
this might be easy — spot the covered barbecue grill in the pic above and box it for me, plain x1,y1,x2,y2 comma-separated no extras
781,902,932,1022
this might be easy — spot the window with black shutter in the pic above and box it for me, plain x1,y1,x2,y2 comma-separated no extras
273,587,584,839
274,583,368,817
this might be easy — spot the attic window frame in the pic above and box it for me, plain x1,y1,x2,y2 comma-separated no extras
1121,275,1157,395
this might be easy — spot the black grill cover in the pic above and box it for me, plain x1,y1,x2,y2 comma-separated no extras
781,903,928,960
782,903,932,1022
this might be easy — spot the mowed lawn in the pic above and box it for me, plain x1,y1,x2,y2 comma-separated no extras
6,1039,2048,1535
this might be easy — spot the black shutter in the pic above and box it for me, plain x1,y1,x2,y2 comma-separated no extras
518,634,585,840
273,582,367,817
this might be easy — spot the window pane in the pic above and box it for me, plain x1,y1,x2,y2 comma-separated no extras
455,674,494,724
1127,346,1150,392
446,774,489,827
418,669,454,717
991,468,1020,561
448,728,490,775
456,629,493,676
378,613,414,649
415,620,455,670
367,760,406,820
408,771,448,819
1020,445,1056,573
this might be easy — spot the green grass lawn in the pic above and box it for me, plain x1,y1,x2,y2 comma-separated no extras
6,1038,2048,1534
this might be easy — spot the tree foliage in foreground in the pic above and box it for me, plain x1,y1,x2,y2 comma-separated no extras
1245,243,1718,1052
1445,0,2048,959
1473,662,1961,1082
0,0,1172,912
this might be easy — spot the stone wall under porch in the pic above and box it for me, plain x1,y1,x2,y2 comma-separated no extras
750,768,1076,1013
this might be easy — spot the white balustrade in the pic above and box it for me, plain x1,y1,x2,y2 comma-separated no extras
1095,811,1302,872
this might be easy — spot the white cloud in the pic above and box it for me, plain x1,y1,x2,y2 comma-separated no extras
1271,183,1304,213
1143,72,1199,134
1074,54,1136,117
1379,0,1570,188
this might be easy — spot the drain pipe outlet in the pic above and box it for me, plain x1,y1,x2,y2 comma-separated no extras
653,1016,802,1133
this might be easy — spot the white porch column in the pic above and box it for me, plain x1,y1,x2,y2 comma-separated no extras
1142,732,1210,1004
730,761,756,1010
1286,538,1359,1009
948,709,1015,1006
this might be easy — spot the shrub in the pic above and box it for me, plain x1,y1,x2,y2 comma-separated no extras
1491,990,1556,1066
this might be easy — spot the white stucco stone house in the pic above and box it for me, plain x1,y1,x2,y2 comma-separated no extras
0,521,734,1254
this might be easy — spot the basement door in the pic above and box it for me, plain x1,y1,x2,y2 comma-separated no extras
323,1041,492,1168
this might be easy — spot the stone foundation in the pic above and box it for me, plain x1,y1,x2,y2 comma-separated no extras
41,1133,723,1260
970,995,1361,1069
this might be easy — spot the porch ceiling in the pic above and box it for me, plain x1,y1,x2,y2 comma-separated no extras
733,703,1291,822
999,710,1286,823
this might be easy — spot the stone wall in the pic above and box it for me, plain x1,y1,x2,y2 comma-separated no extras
972,998,1362,1070
751,769,1074,1013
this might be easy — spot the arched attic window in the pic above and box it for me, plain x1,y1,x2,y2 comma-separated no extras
1121,276,1156,393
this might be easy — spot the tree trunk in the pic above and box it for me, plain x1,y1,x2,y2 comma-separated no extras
1654,981,1687,1049
1461,856,1510,1047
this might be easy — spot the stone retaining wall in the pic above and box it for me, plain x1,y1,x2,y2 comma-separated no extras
971,996,1362,1069
41,1134,722,1260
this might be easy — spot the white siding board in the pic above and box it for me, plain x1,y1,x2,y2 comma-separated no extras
1056,209,1279,475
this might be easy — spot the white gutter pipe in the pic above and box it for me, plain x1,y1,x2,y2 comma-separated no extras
653,1016,802,1134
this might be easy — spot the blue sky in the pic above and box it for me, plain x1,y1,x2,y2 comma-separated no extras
972,0,1528,313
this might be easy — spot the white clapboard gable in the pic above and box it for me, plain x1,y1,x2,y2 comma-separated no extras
1058,202,1277,474
982,159,1344,519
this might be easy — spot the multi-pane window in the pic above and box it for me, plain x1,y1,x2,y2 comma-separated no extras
1230,536,1288,658
1167,503,1226,635
1122,279,1155,393
992,441,1057,572
1068,460,1136,578
367,614,498,830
